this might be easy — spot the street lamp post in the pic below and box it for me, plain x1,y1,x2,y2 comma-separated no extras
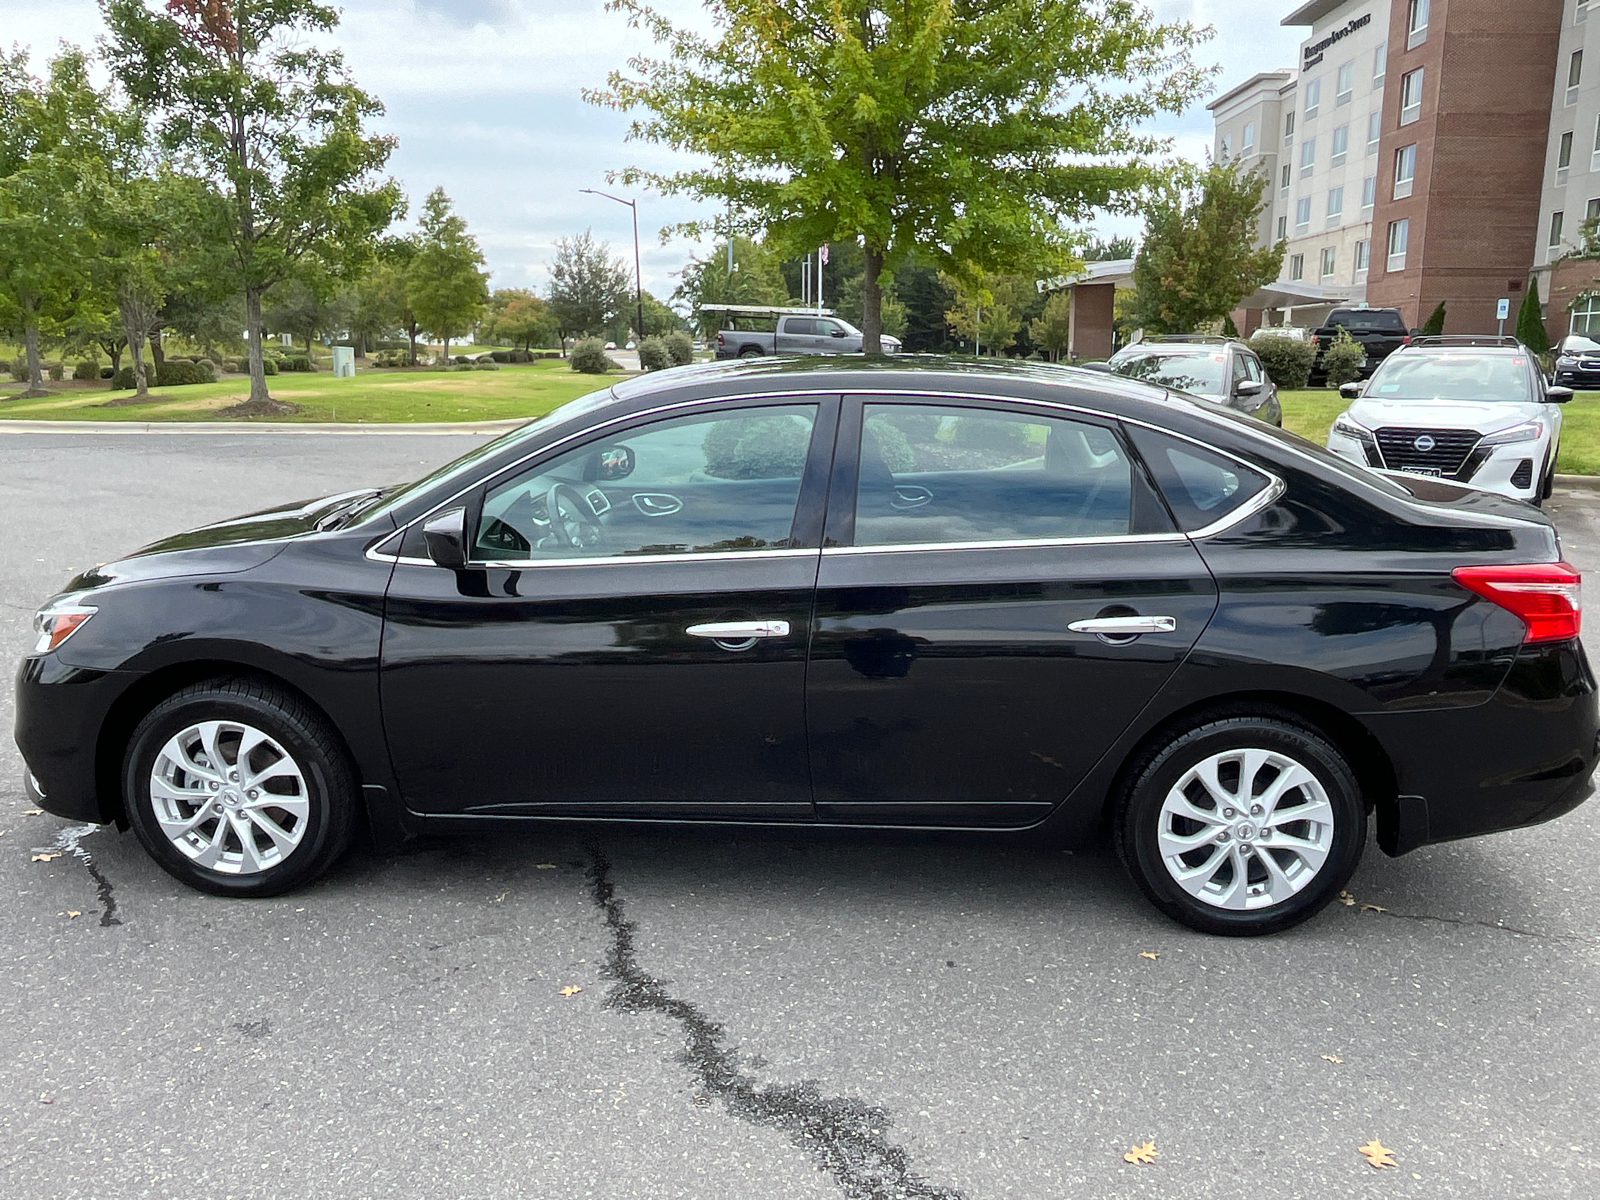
579,188,644,346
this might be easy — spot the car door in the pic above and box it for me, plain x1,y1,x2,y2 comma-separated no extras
380,398,839,820
778,317,822,354
805,396,1220,827
817,319,854,353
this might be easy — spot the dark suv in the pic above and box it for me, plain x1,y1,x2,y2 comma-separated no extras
1310,307,1412,385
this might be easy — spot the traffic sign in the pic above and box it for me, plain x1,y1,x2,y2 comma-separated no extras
1497,298,1510,321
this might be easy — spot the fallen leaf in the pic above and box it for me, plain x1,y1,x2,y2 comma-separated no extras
38,1095,53,1105
558,985,582,998
535,863,558,870
1139,951,1160,960
31,852,61,862
1338,890,1356,906
493,891,508,903
1358,1139,1397,1169
23,809,43,816
1321,1054,1344,1064
66,911,81,920
1123,1141,1158,1165
1361,903,1389,913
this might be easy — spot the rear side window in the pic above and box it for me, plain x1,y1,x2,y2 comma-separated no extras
853,403,1132,546
1127,426,1270,532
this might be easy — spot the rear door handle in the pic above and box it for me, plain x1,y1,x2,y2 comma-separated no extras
1067,616,1176,635
687,621,791,639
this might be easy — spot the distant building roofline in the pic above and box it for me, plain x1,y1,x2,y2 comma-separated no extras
1283,0,1357,26
1206,70,1297,112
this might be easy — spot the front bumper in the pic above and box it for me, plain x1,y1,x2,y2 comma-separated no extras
13,655,136,824
1327,432,1545,502
1364,638,1599,853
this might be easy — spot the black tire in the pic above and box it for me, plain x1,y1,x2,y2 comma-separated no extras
737,346,763,358
1115,715,1366,936
123,677,358,897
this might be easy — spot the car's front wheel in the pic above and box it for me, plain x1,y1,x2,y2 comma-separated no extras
124,678,358,897
1116,715,1365,936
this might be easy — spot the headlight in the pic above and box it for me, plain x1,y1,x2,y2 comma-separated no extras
33,595,97,654
1557,355,1577,366
1480,421,1544,447
1331,414,1376,446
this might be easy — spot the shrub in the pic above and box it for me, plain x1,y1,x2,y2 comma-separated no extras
111,366,139,389
665,330,694,367
281,355,313,372
952,413,1028,452
47,360,65,381
1321,330,1365,388
454,355,470,365
1250,332,1315,389
702,414,814,479
7,359,26,382
569,338,618,374
1517,285,1550,354
637,336,671,371
99,366,114,379
156,358,218,386
474,360,500,370
880,409,942,443
861,416,915,472
73,358,100,381
1420,301,1447,336
261,357,279,376
454,363,475,371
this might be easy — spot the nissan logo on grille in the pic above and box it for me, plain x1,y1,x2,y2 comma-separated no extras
1414,435,1437,452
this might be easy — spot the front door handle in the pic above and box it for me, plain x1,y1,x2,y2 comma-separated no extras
687,620,790,640
1067,616,1176,636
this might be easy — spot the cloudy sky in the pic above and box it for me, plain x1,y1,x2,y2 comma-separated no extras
1,0,1304,301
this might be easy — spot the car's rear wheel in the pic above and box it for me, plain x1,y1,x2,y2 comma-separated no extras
124,678,358,897
738,346,763,359
1116,716,1365,936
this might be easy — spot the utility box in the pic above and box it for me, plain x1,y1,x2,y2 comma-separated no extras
332,345,355,378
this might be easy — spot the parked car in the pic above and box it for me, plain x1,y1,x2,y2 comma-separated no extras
1552,333,1600,390
1326,336,1571,504
1309,306,1412,384
1100,336,1282,426
19,358,1596,935
709,306,902,358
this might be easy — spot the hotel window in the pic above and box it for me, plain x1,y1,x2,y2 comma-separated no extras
1278,215,1288,240
1387,218,1409,271
1394,144,1416,199
1242,122,1255,154
1407,0,1430,49
1327,186,1345,225
1331,124,1349,165
1300,138,1316,177
1336,61,1355,106
1281,163,1292,195
1320,247,1337,279
1367,111,1381,155
1593,113,1600,170
1559,131,1575,184
1305,79,1321,118
1362,174,1377,209
1574,295,1600,334
1373,42,1387,83
1587,197,1600,224
1570,52,1585,107
1400,68,1424,125
1354,239,1371,275
1290,254,1305,281
1551,210,1566,255
1581,0,1592,26
1285,110,1296,145
1296,196,1312,229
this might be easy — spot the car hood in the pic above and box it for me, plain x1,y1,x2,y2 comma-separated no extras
1347,397,1547,435
64,489,383,591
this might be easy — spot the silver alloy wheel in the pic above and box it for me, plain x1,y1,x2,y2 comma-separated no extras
1157,747,1335,911
149,720,310,875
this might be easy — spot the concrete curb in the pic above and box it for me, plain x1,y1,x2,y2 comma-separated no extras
0,418,525,436
1555,474,1600,490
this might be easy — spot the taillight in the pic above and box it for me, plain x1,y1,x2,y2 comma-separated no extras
1402,334,1411,344
1452,562,1582,643
717,332,725,346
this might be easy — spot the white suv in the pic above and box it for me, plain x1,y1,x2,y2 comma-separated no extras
1325,337,1572,505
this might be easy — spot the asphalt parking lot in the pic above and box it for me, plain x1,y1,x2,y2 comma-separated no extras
3,425,1599,1200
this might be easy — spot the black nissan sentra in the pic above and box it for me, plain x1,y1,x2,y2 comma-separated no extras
15,359,1598,935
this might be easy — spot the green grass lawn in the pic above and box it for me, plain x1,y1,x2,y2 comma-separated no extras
0,360,626,424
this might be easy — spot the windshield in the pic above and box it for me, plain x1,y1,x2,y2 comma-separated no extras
1113,351,1228,396
1327,309,1406,332
1365,353,1535,403
357,385,620,524
1561,335,1600,353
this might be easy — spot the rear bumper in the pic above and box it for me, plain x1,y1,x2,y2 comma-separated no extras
13,655,136,824
1364,639,1599,854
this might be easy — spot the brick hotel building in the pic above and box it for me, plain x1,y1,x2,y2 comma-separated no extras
1210,0,1600,344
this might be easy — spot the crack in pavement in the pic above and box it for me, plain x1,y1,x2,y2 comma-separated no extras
1358,905,1596,946
584,847,965,1200
47,824,122,927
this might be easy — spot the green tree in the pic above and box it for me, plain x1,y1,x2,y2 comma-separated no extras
105,0,403,412
1420,300,1447,336
0,49,114,397
944,271,1035,355
1516,284,1550,354
1085,235,1137,261
1127,161,1284,335
1030,291,1073,361
590,0,1210,352
263,275,345,358
675,236,789,337
548,229,633,344
895,258,955,352
638,290,685,337
407,188,489,361
481,288,560,350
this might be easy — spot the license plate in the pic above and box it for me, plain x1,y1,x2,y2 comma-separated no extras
1410,467,1443,477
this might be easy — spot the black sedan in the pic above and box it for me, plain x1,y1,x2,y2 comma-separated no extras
16,359,1597,935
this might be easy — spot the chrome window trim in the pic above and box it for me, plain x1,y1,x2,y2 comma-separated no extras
371,545,819,570
1183,476,1287,540
824,533,1188,557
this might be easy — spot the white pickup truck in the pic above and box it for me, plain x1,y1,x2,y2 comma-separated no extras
705,305,901,358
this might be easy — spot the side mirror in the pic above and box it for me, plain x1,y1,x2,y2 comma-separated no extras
831,328,848,338
592,445,635,481
1236,379,1264,397
423,506,468,569
1546,385,1575,403
1340,381,1363,399
1409,328,1423,338
1080,361,1114,373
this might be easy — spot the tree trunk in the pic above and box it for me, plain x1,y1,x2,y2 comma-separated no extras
246,286,270,403
108,342,123,381
24,323,47,395
150,329,165,380
443,336,450,364
406,321,418,366
861,247,884,355
355,331,367,360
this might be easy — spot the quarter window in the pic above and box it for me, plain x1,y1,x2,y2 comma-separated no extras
1124,427,1270,534
473,405,818,561
852,404,1132,547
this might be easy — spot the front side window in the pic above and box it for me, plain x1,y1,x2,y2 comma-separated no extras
1394,144,1417,198
474,405,818,561
1400,68,1424,124
853,404,1132,546
782,317,819,336
1337,61,1355,104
